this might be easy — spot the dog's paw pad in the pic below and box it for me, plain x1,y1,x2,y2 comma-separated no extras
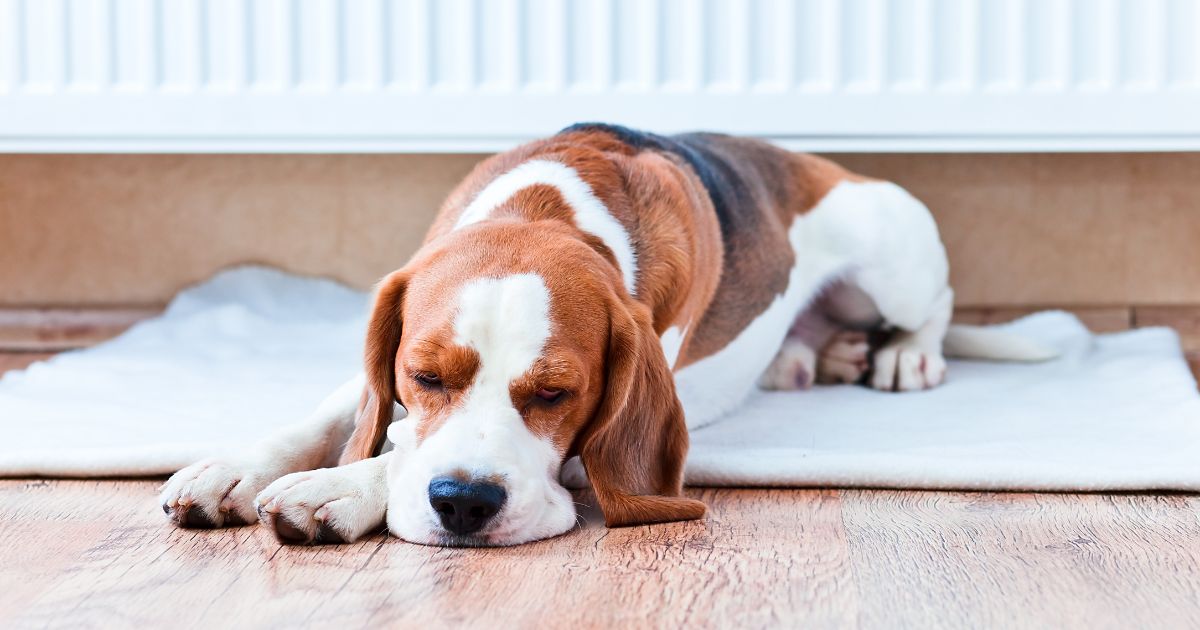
759,341,817,391
816,331,871,384
870,343,947,392
163,501,219,529
264,512,317,545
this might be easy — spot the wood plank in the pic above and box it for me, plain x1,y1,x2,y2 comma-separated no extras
0,307,158,351
841,491,1200,629
953,306,1133,333
0,352,55,374
1136,306,1200,353
0,482,859,629
1130,307,1200,383
2,480,1199,628
0,519,106,623
330,489,857,629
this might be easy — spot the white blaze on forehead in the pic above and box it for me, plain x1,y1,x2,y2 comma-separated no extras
453,159,639,295
386,272,577,545
453,273,552,394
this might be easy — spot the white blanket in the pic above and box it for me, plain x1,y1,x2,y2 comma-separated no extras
2,266,1198,490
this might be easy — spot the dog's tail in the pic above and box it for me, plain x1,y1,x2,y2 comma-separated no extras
943,324,1059,362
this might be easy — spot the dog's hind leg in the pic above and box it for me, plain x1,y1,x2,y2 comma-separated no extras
775,175,953,392
758,308,837,391
828,181,953,392
815,330,872,385
869,287,953,391
761,283,882,390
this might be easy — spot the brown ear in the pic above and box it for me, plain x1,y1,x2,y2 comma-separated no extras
340,270,408,463
576,294,706,527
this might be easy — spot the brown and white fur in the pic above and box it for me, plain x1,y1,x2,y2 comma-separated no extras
160,124,1050,547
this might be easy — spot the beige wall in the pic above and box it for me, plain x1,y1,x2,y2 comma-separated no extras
0,154,483,306
836,153,1200,308
2,152,1198,307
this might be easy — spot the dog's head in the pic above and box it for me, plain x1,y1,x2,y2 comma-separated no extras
342,220,704,546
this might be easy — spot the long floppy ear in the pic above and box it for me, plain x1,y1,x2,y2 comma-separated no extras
575,294,707,527
340,270,409,463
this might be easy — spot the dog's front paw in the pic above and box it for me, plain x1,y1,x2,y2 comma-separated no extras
255,459,388,545
160,458,277,528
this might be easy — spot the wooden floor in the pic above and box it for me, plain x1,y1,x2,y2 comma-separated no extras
2,481,1199,629
3,335,1200,629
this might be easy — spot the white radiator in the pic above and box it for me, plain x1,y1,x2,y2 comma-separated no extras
1,0,1199,152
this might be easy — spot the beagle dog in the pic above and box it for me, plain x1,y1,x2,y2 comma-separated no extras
161,124,1047,547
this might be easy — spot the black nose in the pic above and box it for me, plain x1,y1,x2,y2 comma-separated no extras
427,477,507,536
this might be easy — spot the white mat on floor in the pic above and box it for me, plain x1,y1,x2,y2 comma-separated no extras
1,266,1198,490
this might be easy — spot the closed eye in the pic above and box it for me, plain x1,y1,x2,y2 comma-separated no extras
534,388,564,404
414,372,442,388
